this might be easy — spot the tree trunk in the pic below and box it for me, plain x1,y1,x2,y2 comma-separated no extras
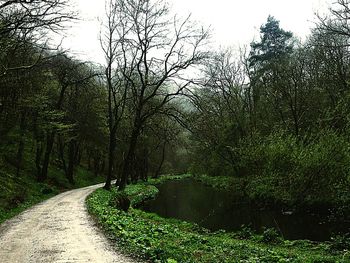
16,112,26,177
58,136,67,174
141,152,149,182
75,141,82,165
100,158,105,174
104,130,116,190
93,154,100,177
33,115,43,180
39,131,55,182
35,141,43,180
118,129,139,190
87,149,92,171
154,141,166,178
66,139,76,185
38,84,67,182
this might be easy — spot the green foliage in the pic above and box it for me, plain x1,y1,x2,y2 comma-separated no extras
329,234,350,251
192,174,240,190
109,191,131,212
234,225,255,240
230,131,350,208
188,11,350,223
249,15,293,67
260,228,283,244
86,177,345,263
124,184,159,207
0,136,105,224
146,174,192,186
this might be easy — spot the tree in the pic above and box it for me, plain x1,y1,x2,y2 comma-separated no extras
306,27,350,131
102,0,210,190
248,16,295,134
249,16,293,68
317,0,350,42
0,0,75,35
0,0,76,76
100,0,130,190
186,49,251,177
60,64,105,184
140,109,184,179
38,55,98,182
0,0,77,181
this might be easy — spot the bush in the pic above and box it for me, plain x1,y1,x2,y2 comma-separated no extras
234,130,350,207
109,192,131,212
261,227,283,244
292,131,350,204
329,233,350,251
234,224,255,239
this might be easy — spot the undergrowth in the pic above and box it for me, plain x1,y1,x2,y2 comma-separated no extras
0,136,104,224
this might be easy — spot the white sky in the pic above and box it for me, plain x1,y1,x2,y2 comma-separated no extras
62,0,333,64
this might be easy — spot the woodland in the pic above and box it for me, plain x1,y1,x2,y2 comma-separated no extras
1,0,350,261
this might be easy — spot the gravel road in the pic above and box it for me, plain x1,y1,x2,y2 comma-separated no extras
0,183,137,263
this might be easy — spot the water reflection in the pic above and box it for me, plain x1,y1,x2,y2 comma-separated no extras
142,179,350,241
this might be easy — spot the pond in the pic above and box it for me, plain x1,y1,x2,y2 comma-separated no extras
142,179,350,241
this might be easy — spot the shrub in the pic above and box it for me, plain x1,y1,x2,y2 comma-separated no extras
234,224,254,239
108,191,131,212
234,130,350,207
329,233,350,251
261,227,283,244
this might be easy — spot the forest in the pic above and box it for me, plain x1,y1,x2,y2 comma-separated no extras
1,0,350,262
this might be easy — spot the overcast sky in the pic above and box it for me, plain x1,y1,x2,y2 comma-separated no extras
62,0,333,63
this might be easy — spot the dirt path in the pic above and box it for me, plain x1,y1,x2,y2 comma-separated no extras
0,183,137,263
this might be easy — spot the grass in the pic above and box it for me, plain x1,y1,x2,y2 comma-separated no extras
86,177,350,263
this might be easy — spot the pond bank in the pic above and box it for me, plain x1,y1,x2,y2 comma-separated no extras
193,174,350,223
142,178,350,241
86,175,349,262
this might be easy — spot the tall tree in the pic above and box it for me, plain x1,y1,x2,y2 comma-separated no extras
249,16,293,68
108,0,210,190
100,0,129,190
248,15,294,134
38,55,97,182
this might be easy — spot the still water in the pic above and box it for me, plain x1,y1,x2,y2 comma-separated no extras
142,179,350,241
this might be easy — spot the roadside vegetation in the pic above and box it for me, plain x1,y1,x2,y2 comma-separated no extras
87,177,350,263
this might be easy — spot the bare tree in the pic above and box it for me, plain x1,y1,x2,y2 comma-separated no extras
103,0,210,190
99,0,131,190
317,0,350,43
0,0,75,37
149,115,182,178
202,49,249,137
0,0,76,75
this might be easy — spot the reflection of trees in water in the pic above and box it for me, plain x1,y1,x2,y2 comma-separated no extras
142,179,350,241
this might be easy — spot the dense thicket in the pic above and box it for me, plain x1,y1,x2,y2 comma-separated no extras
189,4,350,208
